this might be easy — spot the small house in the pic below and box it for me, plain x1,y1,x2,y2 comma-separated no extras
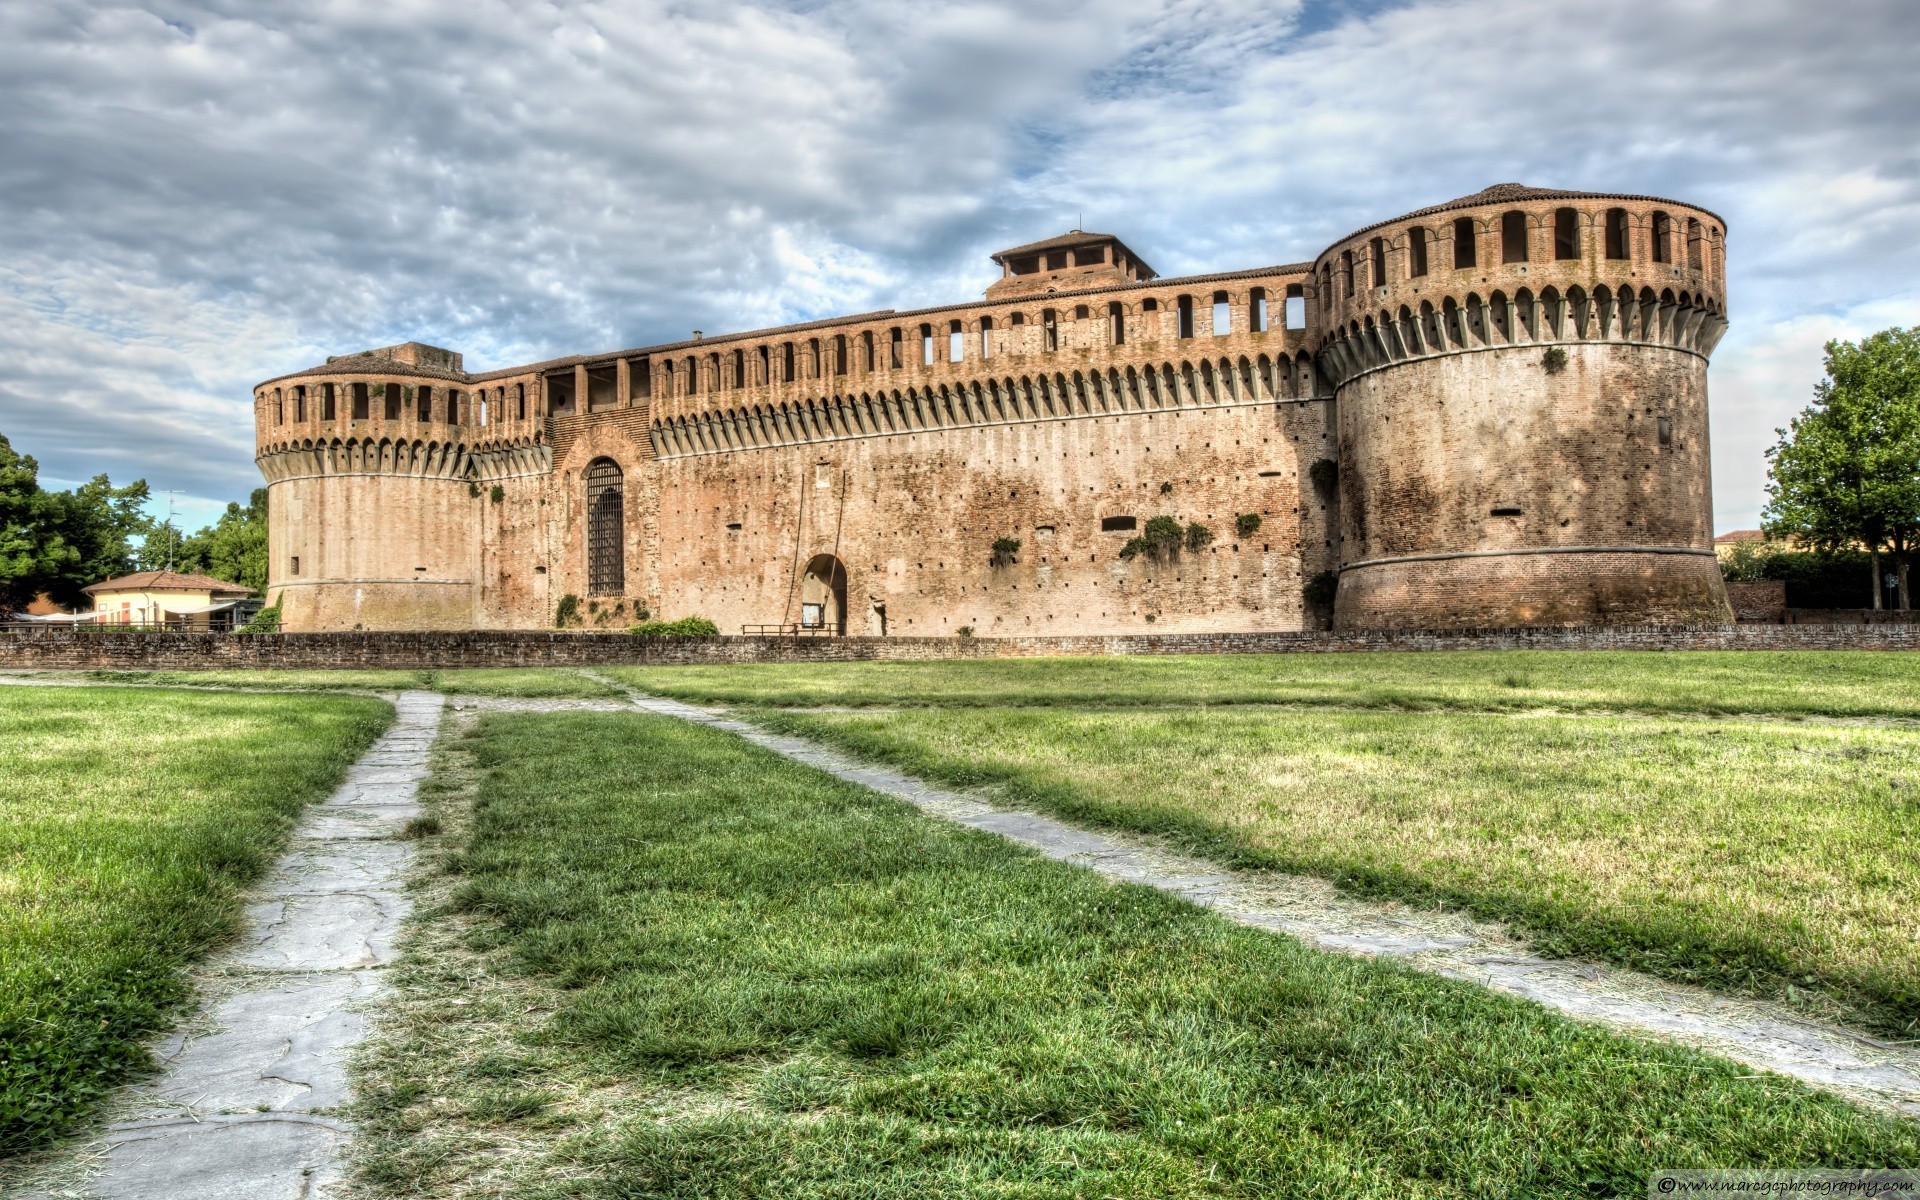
83,571,255,630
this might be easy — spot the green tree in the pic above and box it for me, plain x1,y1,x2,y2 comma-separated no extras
158,489,268,592
1763,328,1920,609
0,433,152,610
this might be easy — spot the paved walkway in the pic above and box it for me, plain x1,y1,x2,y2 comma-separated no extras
24,691,443,1200
596,681,1920,1120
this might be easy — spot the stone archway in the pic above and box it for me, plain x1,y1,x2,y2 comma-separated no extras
798,554,848,634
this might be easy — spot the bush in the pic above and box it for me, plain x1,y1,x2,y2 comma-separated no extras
990,537,1021,567
236,603,281,634
1766,550,1876,609
629,616,720,638
1185,522,1213,552
1235,513,1262,539
489,484,504,503
955,625,974,638
1303,570,1338,606
554,594,581,629
1121,516,1188,563
1309,458,1338,496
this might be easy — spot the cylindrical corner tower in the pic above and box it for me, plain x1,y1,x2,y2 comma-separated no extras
1312,184,1734,629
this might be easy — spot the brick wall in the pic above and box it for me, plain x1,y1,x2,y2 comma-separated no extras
3,623,1918,672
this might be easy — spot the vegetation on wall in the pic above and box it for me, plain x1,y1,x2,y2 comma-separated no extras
554,594,582,628
1309,457,1339,496
1304,569,1338,606
990,537,1021,567
236,601,282,634
1235,512,1262,539
1764,326,1920,609
1118,515,1186,562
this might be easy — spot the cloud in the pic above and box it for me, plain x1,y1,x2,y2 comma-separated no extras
0,0,1915,536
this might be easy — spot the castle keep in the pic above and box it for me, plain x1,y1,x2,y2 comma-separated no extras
253,184,1734,635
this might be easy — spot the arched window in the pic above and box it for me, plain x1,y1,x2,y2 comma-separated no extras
1341,250,1355,296
273,388,283,425
1212,291,1232,336
807,338,821,377
1686,217,1704,271
1369,237,1386,289
919,324,934,365
834,334,848,375
684,356,697,394
1249,288,1267,333
585,459,625,596
1285,283,1305,330
1042,308,1058,351
417,385,433,420
1176,295,1195,338
446,389,460,424
888,328,902,369
1320,264,1333,309
782,342,796,383
1652,211,1672,263
383,382,401,421
730,348,744,390
948,320,964,362
756,346,769,386
1452,217,1476,269
322,382,336,420
515,383,526,420
1408,228,1429,278
981,315,995,358
861,330,874,371
1108,300,1125,344
294,385,306,422
1073,303,1089,320
1501,211,1528,263
1554,208,1579,260
1605,209,1630,260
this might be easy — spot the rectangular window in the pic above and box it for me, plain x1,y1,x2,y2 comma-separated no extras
1409,227,1429,277
290,556,301,576
1285,284,1305,330
1212,295,1231,336
1101,515,1137,532
383,384,400,421
1249,288,1268,333
1042,309,1058,351
322,383,336,420
1176,295,1194,339
351,382,369,420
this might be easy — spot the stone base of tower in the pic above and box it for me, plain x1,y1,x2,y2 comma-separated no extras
274,580,477,632
1334,549,1733,631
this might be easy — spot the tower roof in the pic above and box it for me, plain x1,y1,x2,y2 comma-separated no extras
1323,183,1727,254
990,230,1157,279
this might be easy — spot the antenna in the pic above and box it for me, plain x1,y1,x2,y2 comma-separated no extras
159,489,183,572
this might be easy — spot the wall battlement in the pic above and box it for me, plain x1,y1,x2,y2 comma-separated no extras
253,184,1732,634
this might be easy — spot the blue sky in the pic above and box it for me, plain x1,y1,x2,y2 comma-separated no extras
1,0,1915,534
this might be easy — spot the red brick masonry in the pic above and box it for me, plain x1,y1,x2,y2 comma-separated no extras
2,624,1915,671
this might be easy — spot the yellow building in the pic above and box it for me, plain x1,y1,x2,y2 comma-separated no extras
83,571,254,629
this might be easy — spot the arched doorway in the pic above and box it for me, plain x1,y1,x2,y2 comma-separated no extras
798,554,847,634
585,458,624,595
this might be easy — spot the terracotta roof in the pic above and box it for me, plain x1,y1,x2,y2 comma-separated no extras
1322,183,1727,258
1713,529,1766,545
83,570,254,596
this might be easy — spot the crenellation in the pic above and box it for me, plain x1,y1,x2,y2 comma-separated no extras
254,184,1732,634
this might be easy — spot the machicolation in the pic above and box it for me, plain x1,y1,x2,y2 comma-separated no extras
253,184,1734,634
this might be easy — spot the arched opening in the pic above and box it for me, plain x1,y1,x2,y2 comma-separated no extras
798,553,847,634
1212,291,1232,335
1341,250,1355,296
1452,217,1477,269
1249,287,1267,333
948,320,964,362
1408,227,1429,277
1554,208,1579,260
585,458,625,596
1108,301,1125,344
1369,237,1386,288
1501,211,1528,263
1176,294,1195,337
1605,208,1630,260
834,334,849,375
919,324,935,365
1686,217,1704,272
1042,308,1059,351
981,315,996,357
1652,211,1673,263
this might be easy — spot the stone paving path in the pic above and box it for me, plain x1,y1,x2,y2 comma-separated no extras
594,681,1920,1120
21,691,443,1200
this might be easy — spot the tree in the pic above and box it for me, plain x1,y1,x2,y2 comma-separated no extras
150,489,268,592
1763,328,1920,609
0,433,152,611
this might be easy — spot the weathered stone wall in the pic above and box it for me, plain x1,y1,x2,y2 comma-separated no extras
1725,580,1787,622
5,625,1917,672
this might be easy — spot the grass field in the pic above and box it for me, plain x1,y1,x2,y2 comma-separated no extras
69,668,622,698
611,650,1920,718
612,652,1920,1035
0,686,391,1153
354,711,1920,1199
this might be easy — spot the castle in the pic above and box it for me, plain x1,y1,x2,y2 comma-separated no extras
253,184,1734,635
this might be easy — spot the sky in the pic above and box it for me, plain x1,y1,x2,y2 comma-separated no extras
0,0,1915,535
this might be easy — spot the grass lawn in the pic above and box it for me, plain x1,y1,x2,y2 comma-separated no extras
355,711,1919,1199
0,686,391,1153
609,650,1920,718
71,668,623,699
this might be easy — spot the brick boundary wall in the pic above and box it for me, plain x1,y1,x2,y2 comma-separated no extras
3,624,1919,671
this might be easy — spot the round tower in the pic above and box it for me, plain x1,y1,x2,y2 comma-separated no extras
252,342,543,631
1311,184,1734,629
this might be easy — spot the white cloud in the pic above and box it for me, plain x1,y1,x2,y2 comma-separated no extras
0,0,1915,538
